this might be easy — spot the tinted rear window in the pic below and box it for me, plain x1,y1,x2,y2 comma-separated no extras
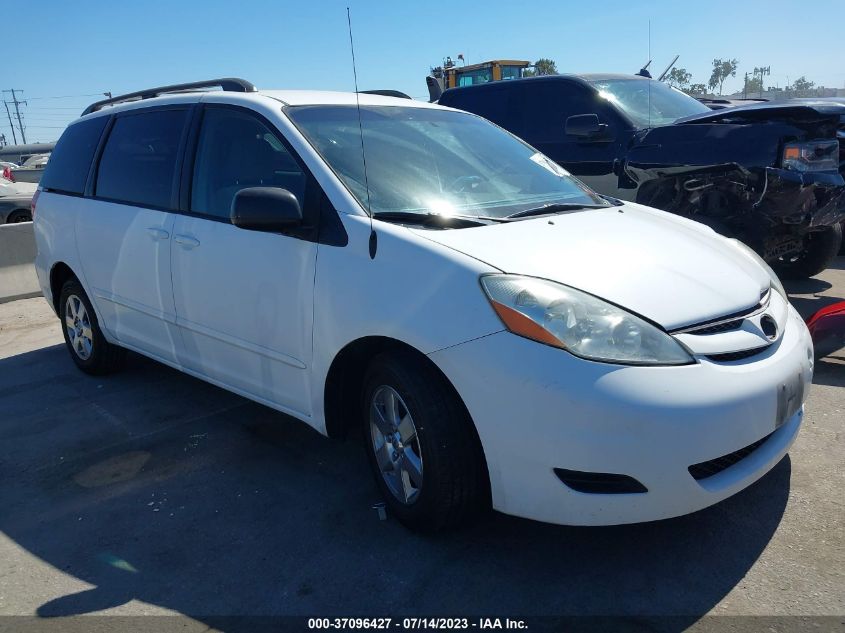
96,109,188,208
40,117,108,194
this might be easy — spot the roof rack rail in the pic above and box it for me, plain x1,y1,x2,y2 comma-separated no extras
359,89,412,99
82,78,256,116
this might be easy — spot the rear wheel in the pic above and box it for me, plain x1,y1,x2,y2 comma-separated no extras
59,279,126,375
6,209,31,223
361,350,489,532
773,224,843,280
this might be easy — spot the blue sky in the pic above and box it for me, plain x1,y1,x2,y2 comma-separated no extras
5,0,844,142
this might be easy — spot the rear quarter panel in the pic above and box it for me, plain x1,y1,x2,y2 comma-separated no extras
34,191,85,314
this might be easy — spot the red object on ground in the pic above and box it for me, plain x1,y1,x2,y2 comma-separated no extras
806,301,845,359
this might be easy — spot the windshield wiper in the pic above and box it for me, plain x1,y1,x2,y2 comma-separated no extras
505,202,608,220
372,211,504,227
597,194,625,206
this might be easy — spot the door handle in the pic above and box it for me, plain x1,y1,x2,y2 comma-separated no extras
174,235,200,249
146,227,170,241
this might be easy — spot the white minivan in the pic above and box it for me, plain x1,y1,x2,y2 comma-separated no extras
34,79,813,531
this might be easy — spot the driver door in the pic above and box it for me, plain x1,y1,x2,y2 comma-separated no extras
515,82,631,199
171,105,317,417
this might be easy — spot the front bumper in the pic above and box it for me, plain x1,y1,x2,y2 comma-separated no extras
759,167,845,228
428,305,813,526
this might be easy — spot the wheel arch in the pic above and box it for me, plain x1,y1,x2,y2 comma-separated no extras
324,336,419,439
323,337,480,441
323,334,492,505
49,262,78,314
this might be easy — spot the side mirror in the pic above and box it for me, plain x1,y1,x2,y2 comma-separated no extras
230,187,302,232
565,114,610,140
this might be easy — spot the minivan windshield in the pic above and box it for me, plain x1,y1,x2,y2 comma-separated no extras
286,105,607,220
590,78,711,128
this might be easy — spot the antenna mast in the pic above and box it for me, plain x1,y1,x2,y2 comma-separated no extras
346,7,377,258
657,54,680,82
647,20,651,129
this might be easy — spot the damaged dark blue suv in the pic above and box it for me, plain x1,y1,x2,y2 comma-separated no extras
439,74,845,278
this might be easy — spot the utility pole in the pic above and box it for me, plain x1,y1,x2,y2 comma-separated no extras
3,100,17,145
752,66,770,98
2,89,27,144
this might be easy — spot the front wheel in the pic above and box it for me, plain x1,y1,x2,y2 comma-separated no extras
773,224,843,280
362,350,489,532
59,279,126,375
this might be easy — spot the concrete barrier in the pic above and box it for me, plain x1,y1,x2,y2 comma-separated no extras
0,222,41,304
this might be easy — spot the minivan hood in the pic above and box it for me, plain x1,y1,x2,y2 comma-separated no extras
410,204,770,330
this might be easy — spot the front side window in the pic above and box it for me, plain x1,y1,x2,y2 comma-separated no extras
96,109,187,208
191,108,306,220
287,105,607,220
517,82,602,143
591,79,711,128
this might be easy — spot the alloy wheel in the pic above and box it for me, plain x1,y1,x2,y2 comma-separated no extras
369,385,424,504
65,295,93,360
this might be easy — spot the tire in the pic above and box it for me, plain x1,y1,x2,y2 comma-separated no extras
773,224,843,280
361,350,489,532
6,209,31,223
59,279,126,375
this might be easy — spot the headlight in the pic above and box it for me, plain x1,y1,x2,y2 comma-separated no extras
782,140,839,172
727,239,786,299
480,275,694,365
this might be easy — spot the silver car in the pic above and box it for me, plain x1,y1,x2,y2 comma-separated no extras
0,177,36,223
10,154,50,184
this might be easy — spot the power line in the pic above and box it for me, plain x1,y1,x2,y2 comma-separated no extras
25,93,107,100
21,106,85,114
23,105,89,110
2,89,111,145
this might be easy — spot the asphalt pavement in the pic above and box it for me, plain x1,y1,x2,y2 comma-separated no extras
0,259,842,631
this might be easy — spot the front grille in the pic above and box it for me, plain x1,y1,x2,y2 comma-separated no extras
672,290,769,335
691,319,744,335
706,346,769,362
688,432,773,480
554,468,647,494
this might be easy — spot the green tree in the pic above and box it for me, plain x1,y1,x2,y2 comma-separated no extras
790,76,815,95
744,74,763,95
708,58,738,95
532,58,558,76
665,67,692,90
687,83,708,96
